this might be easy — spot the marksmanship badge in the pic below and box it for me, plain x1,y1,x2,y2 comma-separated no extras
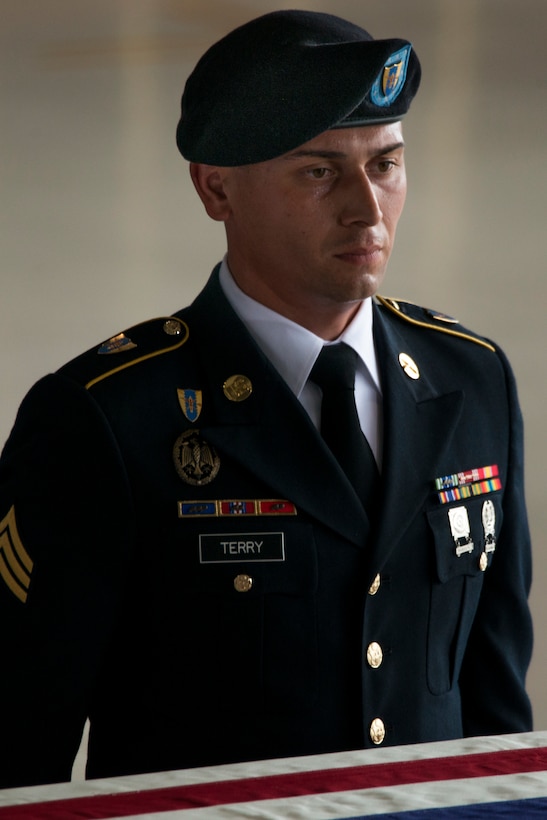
448,505,474,557
173,430,220,486
482,499,497,553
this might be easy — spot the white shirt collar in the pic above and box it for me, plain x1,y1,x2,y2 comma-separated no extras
218,258,382,397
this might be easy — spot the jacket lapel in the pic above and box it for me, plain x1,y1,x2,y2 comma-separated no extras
178,273,465,557
181,272,369,547
369,304,464,570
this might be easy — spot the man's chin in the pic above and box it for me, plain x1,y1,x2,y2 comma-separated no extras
345,269,386,301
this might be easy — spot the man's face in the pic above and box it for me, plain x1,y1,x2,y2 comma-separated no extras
195,122,407,333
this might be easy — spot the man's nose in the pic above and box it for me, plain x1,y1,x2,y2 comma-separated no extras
339,172,383,226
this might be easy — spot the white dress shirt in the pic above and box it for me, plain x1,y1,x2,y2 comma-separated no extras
218,259,383,468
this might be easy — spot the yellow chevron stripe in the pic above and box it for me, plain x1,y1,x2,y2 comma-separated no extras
0,553,28,604
0,506,33,603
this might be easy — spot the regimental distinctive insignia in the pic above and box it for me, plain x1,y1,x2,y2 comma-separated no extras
177,389,202,423
223,374,253,402
370,45,411,107
426,309,459,324
0,506,33,603
448,505,474,557
435,464,502,504
178,499,297,518
398,352,420,380
97,333,137,355
383,61,403,95
173,430,220,486
482,499,497,553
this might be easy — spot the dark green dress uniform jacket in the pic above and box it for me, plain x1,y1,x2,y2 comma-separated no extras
0,267,533,787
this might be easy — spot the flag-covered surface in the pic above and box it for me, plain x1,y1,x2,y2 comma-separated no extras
1,732,547,819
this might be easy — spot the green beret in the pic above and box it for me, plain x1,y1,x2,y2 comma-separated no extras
176,9,421,166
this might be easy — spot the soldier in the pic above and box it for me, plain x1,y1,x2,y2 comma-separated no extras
0,9,532,788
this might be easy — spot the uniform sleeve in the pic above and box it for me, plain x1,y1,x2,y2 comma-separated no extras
459,347,533,735
0,373,135,787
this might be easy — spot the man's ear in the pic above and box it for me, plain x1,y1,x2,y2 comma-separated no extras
189,163,232,221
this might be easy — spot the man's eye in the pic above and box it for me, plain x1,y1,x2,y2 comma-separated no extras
309,167,331,179
377,159,396,173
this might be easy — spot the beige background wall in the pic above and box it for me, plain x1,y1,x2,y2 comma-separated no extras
2,0,546,748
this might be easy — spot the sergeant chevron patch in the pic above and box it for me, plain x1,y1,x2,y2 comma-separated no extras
0,505,33,603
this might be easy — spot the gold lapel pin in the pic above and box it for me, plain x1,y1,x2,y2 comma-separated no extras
223,374,253,402
398,352,420,380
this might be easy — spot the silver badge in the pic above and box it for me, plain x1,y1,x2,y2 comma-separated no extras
482,499,497,553
448,505,474,557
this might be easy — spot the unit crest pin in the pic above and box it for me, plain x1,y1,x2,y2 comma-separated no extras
97,333,137,355
177,388,202,423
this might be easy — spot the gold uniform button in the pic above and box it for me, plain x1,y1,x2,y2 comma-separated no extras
163,319,182,336
366,642,383,669
234,574,253,593
479,551,488,572
370,717,386,745
368,573,381,595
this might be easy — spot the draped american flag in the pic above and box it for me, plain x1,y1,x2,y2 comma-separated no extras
1,732,547,819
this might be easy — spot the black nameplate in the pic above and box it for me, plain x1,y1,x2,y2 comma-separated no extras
199,532,285,563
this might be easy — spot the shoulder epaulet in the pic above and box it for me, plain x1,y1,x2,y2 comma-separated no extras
375,295,496,353
59,316,189,390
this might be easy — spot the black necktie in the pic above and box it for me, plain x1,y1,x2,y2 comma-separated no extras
310,343,379,514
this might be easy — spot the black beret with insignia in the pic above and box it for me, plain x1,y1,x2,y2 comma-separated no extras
176,9,421,166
